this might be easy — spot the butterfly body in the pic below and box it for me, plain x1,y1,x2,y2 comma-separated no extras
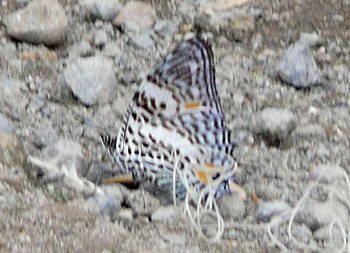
102,37,235,200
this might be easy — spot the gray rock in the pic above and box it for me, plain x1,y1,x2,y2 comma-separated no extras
0,78,28,118
90,192,121,220
161,233,186,245
33,128,58,148
120,70,139,85
63,56,118,106
151,205,177,221
0,130,27,168
217,195,246,219
291,124,326,142
117,208,133,222
113,1,156,31
298,32,323,47
194,13,255,42
70,40,94,57
332,14,344,22
84,160,113,184
93,29,108,47
0,42,16,58
276,43,321,88
129,33,154,50
254,107,297,143
0,113,14,133
41,139,86,175
154,20,176,38
295,200,348,230
90,0,121,21
313,225,344,245
99,185,124,203
122,21,140,34
6,0,68,45
309,164,346,183
124,188,160,216
290,224,312,243
27,96,45,113
257,200,291,222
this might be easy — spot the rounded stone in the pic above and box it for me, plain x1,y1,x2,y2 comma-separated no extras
6,0,68,45
63,56,118,106
113,1,156,31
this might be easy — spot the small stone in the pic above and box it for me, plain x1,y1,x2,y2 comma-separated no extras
0,130,27,168
129,33,155,50
117,208,133,222
291,124,326,142
200,0,252,12
226,14,255,41
276,43,321,88
113,1,156,31
0,113,14,133
161,233,186,245
151,205,177,221
309,164,346,183
120,70,139,85
6,0,68,45
254,107,297,144
0,195,7,210
154,20,176,38
229,182,247,200
290,224,312,243
84,160,113,184
63,56,118,106
27,96,45,113
332,14,344,22
33,128,58,148
0,78,28,117
99,185,124,203
41,139,85,170
122,21,140,34
70,40,94,57
93,29,108,47
256,200,291,222
232,93,245,108
313,225,344,245
298,32,323,47
295,200,348,230
217,195,245,219
124,188,160,216
90,0,121,21
90,193,121,220
0,42,16,58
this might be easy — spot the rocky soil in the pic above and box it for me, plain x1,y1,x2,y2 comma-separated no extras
1,0,350,252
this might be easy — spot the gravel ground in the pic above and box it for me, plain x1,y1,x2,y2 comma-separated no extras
1,0,350,252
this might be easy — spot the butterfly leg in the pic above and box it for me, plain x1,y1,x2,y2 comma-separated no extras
102,173,134,184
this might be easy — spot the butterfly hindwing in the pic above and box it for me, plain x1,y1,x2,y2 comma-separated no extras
102,37,235,199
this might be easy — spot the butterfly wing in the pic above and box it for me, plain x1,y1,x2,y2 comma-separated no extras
102,37,235,199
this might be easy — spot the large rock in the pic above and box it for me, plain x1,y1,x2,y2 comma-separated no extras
276,43,321,88
113,1,156,31
6,0,68,45
63,56,118,106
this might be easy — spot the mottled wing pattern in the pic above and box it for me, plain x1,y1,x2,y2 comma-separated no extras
102,37,235,199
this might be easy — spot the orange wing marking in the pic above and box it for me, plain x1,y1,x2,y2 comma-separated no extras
184,101,202,110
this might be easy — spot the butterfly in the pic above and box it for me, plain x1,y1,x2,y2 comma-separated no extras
101,36,236,200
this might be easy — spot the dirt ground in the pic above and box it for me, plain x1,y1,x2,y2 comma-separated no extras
1,0,350,252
